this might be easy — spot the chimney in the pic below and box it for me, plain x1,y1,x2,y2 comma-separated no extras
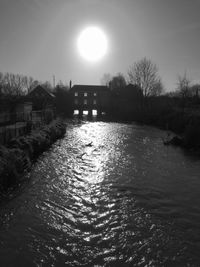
70,80,72,89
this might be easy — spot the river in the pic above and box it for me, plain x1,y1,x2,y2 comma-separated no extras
0,120,200,266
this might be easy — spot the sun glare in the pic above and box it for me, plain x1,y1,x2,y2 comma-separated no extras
77,26,108,62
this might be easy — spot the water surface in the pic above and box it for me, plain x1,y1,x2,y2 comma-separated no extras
0,120,200,266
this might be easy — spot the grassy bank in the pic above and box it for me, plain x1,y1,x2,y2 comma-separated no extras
0,119,66,191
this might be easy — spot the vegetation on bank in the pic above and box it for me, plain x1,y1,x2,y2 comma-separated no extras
0,119,66,190
108,95,200,151
1,58,200,153
100,60,200,152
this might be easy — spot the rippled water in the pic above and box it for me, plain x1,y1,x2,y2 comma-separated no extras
0,120,200,266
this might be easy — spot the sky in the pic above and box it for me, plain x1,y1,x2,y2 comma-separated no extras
1,0,200,91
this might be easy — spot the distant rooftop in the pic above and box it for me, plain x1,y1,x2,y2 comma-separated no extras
71,84,109,92
28,85,55,98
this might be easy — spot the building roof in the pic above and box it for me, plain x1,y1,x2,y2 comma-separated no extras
71,84,109,92
28,85,55,98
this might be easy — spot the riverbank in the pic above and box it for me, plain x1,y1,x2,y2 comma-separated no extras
107,105,200,152
0,119,66,191
139,108,200,152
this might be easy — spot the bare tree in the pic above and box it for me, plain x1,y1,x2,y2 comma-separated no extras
24,77,39,93
13,74,26,95
3,73,26,95
0,72,4,95
151,78,164,96
176,72,192,113
41,81,53,92
190,84,200,97
0,72,40,96
177,72,191,98
128,57,163,97
3,72,16,95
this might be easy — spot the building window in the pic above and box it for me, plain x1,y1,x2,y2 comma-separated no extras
75,92,78,97
84,99,87,105
93,99,97,105
74,110,79,115
84,92,87,97
94,92,97,97
83,110,88,115
92,109,97,116
75,99,78,105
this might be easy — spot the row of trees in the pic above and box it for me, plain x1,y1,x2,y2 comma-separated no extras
1,57,199,100
101,57,164,97
0,72,62,97
101,57,200,99
0,72,40,96
0,70,72,115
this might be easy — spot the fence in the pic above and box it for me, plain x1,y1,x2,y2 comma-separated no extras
0,109,55,145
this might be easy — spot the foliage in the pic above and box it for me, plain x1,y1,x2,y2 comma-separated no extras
110,73,126,91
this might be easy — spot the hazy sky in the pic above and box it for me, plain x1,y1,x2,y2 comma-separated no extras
1,0,200,91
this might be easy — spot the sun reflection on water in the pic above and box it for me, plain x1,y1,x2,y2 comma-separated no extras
74,122,113,184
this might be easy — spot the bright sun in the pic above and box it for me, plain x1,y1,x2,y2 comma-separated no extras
77,26,108,62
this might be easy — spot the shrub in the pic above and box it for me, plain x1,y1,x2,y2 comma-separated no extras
0,119,66,190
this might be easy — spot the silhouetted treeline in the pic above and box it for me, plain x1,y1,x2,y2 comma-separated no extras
100,60,200,151
1,67,200,151
108,91,200,150
101,58,164,97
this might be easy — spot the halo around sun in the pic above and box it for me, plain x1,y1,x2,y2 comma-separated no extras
77,26,108,62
